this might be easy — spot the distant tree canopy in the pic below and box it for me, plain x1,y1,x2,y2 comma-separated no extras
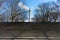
33,1,60,22
0,0,28,22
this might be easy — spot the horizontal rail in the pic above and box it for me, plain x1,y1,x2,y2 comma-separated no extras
0,37,60,39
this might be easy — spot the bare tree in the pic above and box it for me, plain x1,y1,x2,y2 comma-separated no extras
33,2,59,22
0,0,28,22
9,0,27,22
33,3,50,22
7,0,22,22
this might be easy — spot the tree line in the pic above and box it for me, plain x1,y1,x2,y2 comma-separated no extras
0,0,28,22
32,0,60,22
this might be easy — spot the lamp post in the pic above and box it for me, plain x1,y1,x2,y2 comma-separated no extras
29,8,31,22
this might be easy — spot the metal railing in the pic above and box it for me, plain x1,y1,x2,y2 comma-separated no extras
0,37,50,40
0,37,60,40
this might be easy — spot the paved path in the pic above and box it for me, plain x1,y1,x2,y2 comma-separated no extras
0,29,60,40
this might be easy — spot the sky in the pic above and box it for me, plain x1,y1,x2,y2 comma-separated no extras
25,0,57,9
0,2,9,14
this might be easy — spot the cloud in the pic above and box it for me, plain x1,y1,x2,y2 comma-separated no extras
18,2,29,10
